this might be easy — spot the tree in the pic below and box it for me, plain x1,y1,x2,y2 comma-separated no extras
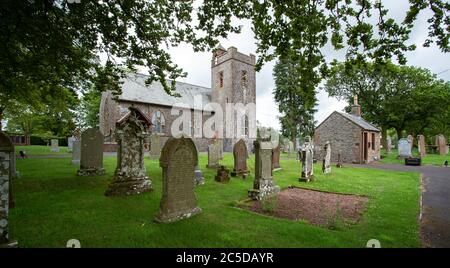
1,0,448,128
273,53,317,146
323,62,450,144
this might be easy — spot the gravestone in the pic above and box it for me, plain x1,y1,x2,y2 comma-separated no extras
71,140,81,165
248,133,280,200
0,132,16,247
67,136,76,153
287,141,295,157
106,107,153,196
77,128,105,176
407,135,414,147
149,134,161,159
207,140,221,168
194,164,205,186
218,139,224,160
272,145,281,171
386,136,392,154
322,141,331,174
397,138,412,158
299,136,314,182
215,166,230,183
336,150,343,168
50,139,59,152
436,134,447,155
155,136,201,223
417,135,426,157
231,139,249,177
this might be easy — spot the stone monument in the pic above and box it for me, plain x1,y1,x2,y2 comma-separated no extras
322,141,331,174
231,139,249,177
68,136,76,153
272,145,281,171
106,107,153,196
149,133,161,159
436,134,447,155
77,128,105,176
50,139,59,152
215,166,230,183
71,140,81,165
206,140,221,168
397,138,412,158
417,135,426,157
248,131,280,200
386,136,392,154
299,135,314,182
155,136,201,223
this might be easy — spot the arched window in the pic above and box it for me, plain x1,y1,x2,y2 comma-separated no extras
244,115,249,136
151,110,165,134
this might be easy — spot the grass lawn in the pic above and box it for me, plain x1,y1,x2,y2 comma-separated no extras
10,153,421,248
16,145,69,155
380,148,449,166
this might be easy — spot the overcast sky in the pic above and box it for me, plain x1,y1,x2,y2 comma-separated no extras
141,1,450,131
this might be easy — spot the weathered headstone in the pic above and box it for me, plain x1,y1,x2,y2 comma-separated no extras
248,133,280,200
386,136,392,154
322,141,331,174
218,139,224,160
0,132,16,247
407,135,414,147
77,128,105,176
436,134,447,155
272,145,281,171
397,138,412,158
67,136,76,153
50,139,59,152
106,107,152,196
299,136,314,182
149,133,161,159
71,140,81,165
287,141,295,157
336,150,343,168
231,139,249,177
194,165,205,186
215,166,230,183
155,136,201,223
206,140,221,168
417,135,426,157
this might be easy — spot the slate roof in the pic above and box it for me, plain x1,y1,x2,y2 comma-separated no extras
118,73,213,111
337,112,380,132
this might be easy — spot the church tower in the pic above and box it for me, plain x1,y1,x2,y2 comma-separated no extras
211,45,256,151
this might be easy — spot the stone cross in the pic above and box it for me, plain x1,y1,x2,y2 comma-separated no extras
417,135,426,157
155,136,201,223
67,136,76,153
248,134,280,200
299,136,314,182
322,141,331,174
77,128,105,176
0,132,15,247
231,139,249,177
272,145,281,171
106,107,153,196
397,138,412,158
386,136,392,154
71,140,81,165
206,140,221,168
149,133,161,159
50,139,59,152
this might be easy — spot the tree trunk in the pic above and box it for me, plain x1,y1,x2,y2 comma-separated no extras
0,107,3,131
381,127,388,151
395,128,403,140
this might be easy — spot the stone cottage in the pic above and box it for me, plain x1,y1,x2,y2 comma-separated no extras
314,96,381,164
99,45,256,152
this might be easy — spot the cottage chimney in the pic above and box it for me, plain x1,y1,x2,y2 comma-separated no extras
351,95,361,117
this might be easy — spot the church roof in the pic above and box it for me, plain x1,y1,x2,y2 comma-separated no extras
337,112,380,132
118,73,213,111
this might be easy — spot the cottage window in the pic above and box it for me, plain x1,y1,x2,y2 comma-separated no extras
372,133,375,150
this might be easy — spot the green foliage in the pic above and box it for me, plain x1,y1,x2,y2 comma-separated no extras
78,87,102,129
323,62,450,139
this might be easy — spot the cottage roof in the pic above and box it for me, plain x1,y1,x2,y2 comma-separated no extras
337,112,380,132
118,73,213,111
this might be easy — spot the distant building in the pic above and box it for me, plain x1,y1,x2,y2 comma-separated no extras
314,96,381,164
99,46,256,152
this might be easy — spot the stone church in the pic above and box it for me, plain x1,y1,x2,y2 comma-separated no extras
314,96,381,164
99,45,256,152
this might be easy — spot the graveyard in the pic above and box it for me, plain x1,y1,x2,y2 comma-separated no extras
8,149,421,248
